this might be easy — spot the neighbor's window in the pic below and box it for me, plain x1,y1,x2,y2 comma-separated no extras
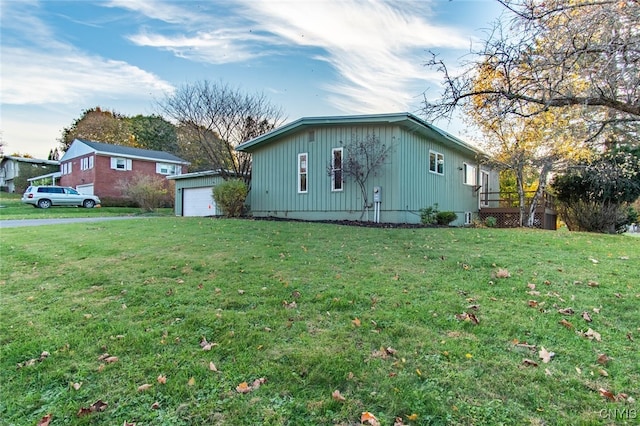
298,153,308,193
331,147,343,191
463,163,477,185
111,157,131,171
81,156,94,171
156,163,179,175
429,151,444,175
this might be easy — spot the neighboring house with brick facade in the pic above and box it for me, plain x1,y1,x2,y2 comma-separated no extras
59,139,189,203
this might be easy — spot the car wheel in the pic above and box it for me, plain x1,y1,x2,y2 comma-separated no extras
38,199,52,209
83,199,96,209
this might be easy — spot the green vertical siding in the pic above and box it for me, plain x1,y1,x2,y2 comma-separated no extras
248,123,491,225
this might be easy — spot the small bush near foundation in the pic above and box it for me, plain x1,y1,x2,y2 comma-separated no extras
213,179,248,217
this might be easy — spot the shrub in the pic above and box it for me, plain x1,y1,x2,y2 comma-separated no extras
419,204,439,225
118,174,171,212
435,211,457,225
484,216,497,228
213,179,248,217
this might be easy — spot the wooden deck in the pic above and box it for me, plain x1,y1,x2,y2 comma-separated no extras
478,191,558,230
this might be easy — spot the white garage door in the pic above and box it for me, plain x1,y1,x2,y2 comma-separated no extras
76,184,94,195
183,187,216,217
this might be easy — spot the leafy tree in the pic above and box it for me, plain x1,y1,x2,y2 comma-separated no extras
328,133,393,220
424,0,639,147
157,81,286,182
59,107,131,151
552,148,640,233
127,115,179,154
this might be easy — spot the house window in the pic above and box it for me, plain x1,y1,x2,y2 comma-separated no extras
464,212,473,225
298,153,308,193
62,162,72,175
331,147,343,191
157,163,179,175
480,170,490,207
429,151,444,175
111,157,131,171
89,155,94,169
463,163,477,185
80,157,94,171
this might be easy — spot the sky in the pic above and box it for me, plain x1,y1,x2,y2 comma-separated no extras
0,0,505,159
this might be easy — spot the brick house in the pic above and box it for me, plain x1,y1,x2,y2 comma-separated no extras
59,139,189,203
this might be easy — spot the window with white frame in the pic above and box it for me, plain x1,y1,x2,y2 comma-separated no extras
429,151,444,175
463,163,477,185
80,156,94,171
156,163,179,175
331,147,343,191
110,157,132,171
464,212,473,225
298,153,308,193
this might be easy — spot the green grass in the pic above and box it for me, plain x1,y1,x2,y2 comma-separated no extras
1,218,638,425
0,192,172,219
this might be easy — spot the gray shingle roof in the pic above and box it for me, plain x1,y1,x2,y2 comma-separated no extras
76,139,188,163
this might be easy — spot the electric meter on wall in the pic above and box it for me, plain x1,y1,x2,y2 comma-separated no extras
373,186,381,202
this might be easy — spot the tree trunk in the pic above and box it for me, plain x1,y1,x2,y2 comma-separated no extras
526,162,553,228
516,166,526,227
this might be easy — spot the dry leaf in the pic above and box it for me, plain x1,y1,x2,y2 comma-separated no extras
588,281,599,287
151,402,160,410
72,382,82,390
352,317,361,327
187,377,195,386
589,258,599,264
236,382,251,393
137,384,152,392
558,308,574,315
575,366,582,375
209,362,218,372
545,368,552,376
237,289,245,295
37,414,52,426
77,400,108,417
528,300,538,307
539,346,555,363
597,354,611,365
455,312,479,324
104,356,119,363
559,319,573,329
598,369,608,377
527,283,536,290
495,268,511,278
522,359,539,367
123,422,135,426
599,388,616,401
361,411,380,426
584,328,602,341
581,312,592,322
282,300,297,309
157,375,167,384
332,389,346,402
406,413,419,421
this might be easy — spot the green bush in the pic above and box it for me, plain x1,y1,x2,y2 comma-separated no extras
484,216,497,228
419,204,439,225
213,179,248,217
435,211,457,225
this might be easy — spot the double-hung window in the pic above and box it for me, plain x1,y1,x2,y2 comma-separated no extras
429,151,444,175
156,163,179,175
463,163,477,185
298,153,308,193
331,148,343,191
111,157,132,171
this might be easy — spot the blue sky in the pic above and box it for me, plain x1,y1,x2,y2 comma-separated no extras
1,0,504,159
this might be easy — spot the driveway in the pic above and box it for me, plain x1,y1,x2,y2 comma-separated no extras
0,216,144,228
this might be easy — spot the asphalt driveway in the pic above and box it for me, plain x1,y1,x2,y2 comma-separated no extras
0,216,144,228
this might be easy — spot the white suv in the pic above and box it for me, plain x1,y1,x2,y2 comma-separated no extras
22,186,101,209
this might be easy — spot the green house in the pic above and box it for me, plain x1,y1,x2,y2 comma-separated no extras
237,112,497,225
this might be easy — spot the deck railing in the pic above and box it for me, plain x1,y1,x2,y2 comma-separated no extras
479,191,557,229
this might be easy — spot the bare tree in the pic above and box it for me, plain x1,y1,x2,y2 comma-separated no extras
328,133,393,220
157,81,286,182
424,0,639,145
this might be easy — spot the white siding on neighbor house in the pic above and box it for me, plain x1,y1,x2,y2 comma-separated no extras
183,187,217,216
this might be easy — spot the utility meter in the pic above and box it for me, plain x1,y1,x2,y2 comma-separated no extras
373,186,382,202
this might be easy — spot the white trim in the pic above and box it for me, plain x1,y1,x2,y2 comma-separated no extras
429,150,444,175
463,162,477,185
480,170,490,207
331,147,343,192
298,153,308,193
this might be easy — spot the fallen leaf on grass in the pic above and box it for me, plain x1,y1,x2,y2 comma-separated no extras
352,317,361,327
597,354,611,365
209,362,218,372
584,328,602,341
157,375,167,384
522,359,539,367
282,300,297,309
72,382,82,390
200,337,218,351
151,402,160,410
495,268,511,278
599,369,608,377
17,351,50,369
589,258,599,264
559,319,573,329
332,389,346,402
527,283,536,290
236,377,266,393
104,356,119,363
539,347,555,363
558,308,574,315
455,312,479,324
406,413,419,421
187,377,195,386
37,414,52,426
137,384,152,392
361,411,380,426
77,400,108,417
599,388,616,401
581,312,592,322
528,300,538,307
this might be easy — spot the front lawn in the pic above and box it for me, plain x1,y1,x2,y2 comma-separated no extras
1,219,638,425
0,192,172,219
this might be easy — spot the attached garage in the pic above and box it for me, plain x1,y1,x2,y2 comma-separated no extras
167,170,226,217
76,184,95,195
